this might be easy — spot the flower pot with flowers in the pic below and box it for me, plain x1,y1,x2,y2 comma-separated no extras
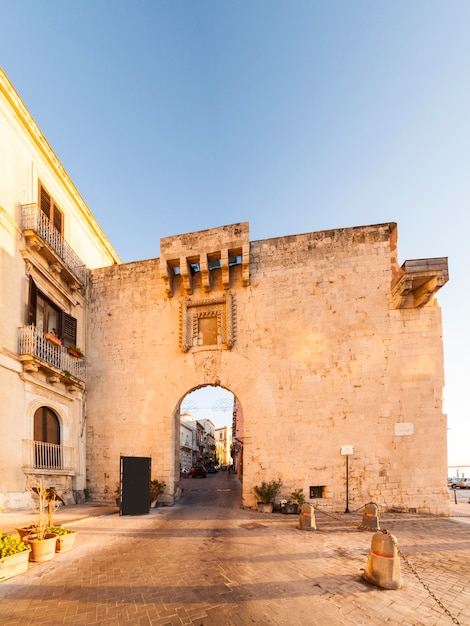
281,489,306,514
0,532,31,581
67,345,85,358
48,526,78,552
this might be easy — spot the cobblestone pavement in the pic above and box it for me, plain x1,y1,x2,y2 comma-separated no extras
1,474,469,625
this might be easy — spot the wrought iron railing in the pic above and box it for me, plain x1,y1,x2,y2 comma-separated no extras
18,326,86,382
21,203,88,286
23,439,74,471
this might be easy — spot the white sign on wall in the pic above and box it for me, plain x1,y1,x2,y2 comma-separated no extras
341,445,354,456
394,422,414,436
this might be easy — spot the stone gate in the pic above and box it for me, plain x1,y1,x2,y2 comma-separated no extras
86,221,449,514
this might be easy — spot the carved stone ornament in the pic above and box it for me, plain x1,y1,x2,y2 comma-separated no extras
180,293,235,352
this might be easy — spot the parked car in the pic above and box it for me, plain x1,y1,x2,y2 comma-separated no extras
207,466,217,473
448,477,458,488
455,478,470,489
190,466,207,478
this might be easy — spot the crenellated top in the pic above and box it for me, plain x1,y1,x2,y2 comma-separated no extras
159,222,250,296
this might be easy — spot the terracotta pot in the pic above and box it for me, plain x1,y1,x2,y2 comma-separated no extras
55,531,77,552
16,526,37,541
45,333,62,346
25,533,58,562
0,550,30,581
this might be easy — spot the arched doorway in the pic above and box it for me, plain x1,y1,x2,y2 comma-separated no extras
33,406,61,469
178,385,243,479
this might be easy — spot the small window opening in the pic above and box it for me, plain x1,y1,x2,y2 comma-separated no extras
309,486,325,498
229,255,242,266
208,259,221,270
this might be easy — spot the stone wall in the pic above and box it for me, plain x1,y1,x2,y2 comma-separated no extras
86,222,450,515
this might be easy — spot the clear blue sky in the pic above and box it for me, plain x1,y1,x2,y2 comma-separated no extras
1,2,469,466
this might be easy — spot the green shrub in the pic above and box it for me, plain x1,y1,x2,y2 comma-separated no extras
47,525,75,535
253,479,282,503
0,532,30,557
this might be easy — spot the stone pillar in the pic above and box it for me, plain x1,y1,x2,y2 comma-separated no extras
363,532,403,590
297,503,316,530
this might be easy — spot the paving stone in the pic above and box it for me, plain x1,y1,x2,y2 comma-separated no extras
0,476,469,625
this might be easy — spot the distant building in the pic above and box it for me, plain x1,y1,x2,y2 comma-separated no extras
215,426,232,467
197,419,216,467
179,417,195,472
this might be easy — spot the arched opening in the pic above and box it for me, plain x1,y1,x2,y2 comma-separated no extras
33,406,61,469
178,385,244,480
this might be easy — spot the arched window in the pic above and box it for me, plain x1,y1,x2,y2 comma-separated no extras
34,407,61,469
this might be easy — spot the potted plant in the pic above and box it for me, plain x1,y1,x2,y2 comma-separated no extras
150,479,166,508
23,480,59,562
281,489,305,514
45,331,62,346
280,500,297,515
114,485,120,507
0,532,31,581
67,345,84,358
253,478,282,513
48,526,78,552
16,524,37,541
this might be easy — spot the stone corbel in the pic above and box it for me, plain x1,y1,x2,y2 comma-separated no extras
160,260,172,297
49,262,62,275
242,243,250,286
221,249,230,289
200,253,210,293
180,257,192,295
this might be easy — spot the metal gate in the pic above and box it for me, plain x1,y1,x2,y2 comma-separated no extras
120,456,151,516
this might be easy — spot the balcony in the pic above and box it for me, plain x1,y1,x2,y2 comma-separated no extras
23,439,75,472
21,203,88,289
18,325,86,384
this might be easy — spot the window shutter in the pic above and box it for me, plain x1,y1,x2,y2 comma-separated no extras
61,312,77,346
40,184,51,220
28,277,37,325
53,204,63,234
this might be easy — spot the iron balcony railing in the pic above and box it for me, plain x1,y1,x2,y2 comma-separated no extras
18,326,86,382
21,203,88,286
23,439,74,471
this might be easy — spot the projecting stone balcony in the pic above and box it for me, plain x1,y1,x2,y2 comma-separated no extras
391,258,449,309
21,203,88,290
22,439,75,473
18,325,86,386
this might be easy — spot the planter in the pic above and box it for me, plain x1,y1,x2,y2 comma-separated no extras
45,333,62,346
0,550,30,581
55,531,77,553
67,347,80,357
25,533,58,562
281,503,299,515
257,502,274,513
16,526,37,541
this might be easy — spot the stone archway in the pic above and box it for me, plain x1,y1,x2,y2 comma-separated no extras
160,350,277,507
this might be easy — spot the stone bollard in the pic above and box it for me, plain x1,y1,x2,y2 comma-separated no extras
359,503,380,531
297,503,316,530
363,531,403,590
